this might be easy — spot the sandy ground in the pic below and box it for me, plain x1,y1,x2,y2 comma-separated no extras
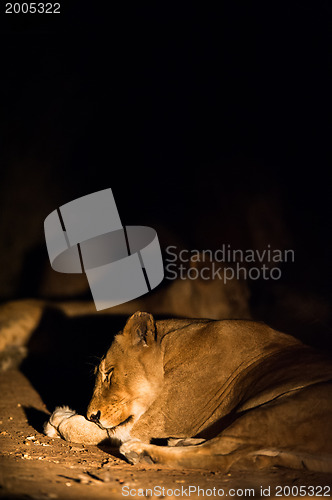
0,369,331,500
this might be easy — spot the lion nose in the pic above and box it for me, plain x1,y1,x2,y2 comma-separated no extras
89,410,101,423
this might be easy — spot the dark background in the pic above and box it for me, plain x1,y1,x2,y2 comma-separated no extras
0,1,331,348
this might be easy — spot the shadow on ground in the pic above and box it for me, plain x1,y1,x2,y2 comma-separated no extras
20,308,129,414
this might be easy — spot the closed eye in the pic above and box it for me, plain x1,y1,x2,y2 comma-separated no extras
104,369,114,384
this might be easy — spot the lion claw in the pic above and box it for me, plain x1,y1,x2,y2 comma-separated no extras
120,439,154,465
124,450,140,464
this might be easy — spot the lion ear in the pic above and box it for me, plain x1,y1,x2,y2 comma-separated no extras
123,312,156,347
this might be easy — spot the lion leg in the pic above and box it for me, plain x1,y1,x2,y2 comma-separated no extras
233,448,332,473
120,436,255,470
44,406,110,445
120,438,332,472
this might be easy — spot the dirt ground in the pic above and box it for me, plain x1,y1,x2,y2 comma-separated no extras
0,369,331,500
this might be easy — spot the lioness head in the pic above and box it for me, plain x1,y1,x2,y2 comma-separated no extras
86,312,163,441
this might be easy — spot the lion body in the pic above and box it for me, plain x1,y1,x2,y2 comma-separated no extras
46,313,332,471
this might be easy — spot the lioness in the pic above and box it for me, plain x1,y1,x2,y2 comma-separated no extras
45,312,332,471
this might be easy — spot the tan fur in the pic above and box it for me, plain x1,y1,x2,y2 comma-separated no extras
46,312,332,472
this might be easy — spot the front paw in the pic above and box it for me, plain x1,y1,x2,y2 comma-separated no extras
44,406,76,438
120,439,154,465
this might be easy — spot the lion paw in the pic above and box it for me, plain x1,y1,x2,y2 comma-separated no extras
44,406,76,438
120,440,154,465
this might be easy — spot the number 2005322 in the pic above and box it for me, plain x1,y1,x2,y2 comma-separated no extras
5,3,60,14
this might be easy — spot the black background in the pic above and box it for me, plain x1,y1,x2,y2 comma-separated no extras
0,1,331,347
